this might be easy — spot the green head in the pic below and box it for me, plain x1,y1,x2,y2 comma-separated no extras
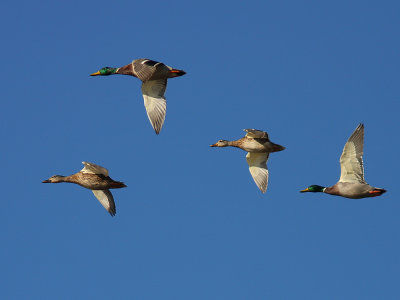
90,67,118,76
300,185,325,193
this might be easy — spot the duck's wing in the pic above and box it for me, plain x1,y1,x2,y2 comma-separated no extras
92,190,116,217
339,123,365,183
132,59,164,81
141,79,167,134
244,129,269,140
80,161,109,177
246,152,269,193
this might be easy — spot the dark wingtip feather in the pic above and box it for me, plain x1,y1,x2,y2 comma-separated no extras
108,208,116,217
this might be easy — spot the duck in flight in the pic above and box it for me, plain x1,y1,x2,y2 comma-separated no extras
42,162,127,216
90,58,186,134
210,129,285,193
300,124,386,198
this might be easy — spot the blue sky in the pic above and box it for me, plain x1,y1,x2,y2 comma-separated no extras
2,0,399,299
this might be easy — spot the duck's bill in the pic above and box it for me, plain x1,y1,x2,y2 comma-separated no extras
300,188,309,193
42,179,51,183
210,143,217,147
90,71,101,76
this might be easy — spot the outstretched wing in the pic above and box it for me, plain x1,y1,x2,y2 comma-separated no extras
246,152,269,193
244,129,269,140
141,79,167,134
92,190,116,217
81,161,109,176
339,123,365,183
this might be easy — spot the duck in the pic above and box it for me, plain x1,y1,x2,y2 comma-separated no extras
42,162,127,216
300,123,386,199
90,58,186,134
210,129,285,193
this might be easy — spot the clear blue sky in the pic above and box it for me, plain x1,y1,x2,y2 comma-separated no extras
2,0,399,299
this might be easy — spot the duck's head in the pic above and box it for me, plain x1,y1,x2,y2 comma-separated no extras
42,175,65,183
210,140,230,147
90,67,118,76
300,185,325,193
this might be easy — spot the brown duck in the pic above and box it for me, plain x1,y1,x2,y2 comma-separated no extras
210,129,285,193
42,162,126,216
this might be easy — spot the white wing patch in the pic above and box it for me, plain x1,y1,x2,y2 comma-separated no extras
141,79,167,134
246,152,269,193
81,161,109,176
92,190,116,217
339,124,365,183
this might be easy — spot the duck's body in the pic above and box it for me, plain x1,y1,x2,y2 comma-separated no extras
300,124,386,199
115,59,185,81
211,129,285,193
43,162,126,216
50,172,126,190
91,58,186,134
222,136,284,153
324,182,385,199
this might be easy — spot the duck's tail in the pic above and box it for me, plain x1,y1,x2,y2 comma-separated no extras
109,181,127,189
369,188,387,197
169,69,186,78
271,143,286,152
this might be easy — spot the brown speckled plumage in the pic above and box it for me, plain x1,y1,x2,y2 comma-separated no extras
210,129,285,193
42,162,126,217
61,173,126,190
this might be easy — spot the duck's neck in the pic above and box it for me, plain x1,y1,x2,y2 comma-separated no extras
115,64,136,76
57,175,80,184
229,139,242,148
323,186,339,195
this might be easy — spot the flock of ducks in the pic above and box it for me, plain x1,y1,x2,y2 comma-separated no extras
42,58,387,217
